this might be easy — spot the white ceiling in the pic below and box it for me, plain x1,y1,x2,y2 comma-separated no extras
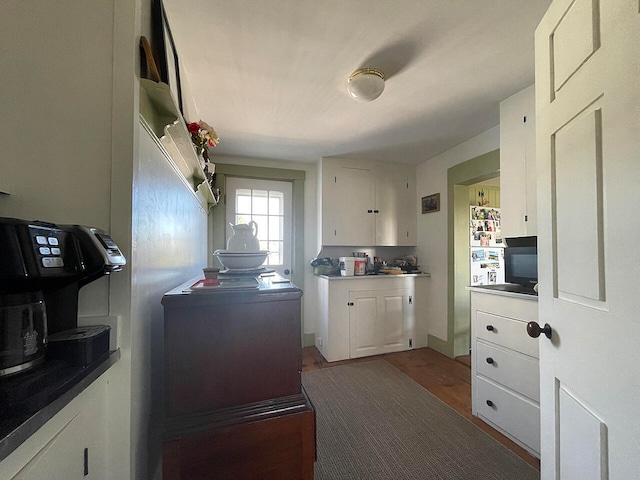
162,0,551,165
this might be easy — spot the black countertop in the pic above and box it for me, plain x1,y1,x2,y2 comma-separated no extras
0,350,120,462
467,283,538,296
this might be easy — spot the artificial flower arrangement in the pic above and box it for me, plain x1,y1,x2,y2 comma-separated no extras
187,120,219,160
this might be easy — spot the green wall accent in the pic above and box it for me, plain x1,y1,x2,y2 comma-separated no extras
303,333,315,348
430,149,500,358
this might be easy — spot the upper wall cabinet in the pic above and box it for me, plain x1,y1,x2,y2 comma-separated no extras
320,158,417,246
500,85,537,238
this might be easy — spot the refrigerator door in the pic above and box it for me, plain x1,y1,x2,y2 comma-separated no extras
470,247,505,286
470,206,503,247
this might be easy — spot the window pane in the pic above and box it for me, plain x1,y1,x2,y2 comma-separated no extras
252,190,269,215
235,214,251,225
267,243,282,265
268,216,283,241
253,216,268,243
269,192,284,215
236,190,252,214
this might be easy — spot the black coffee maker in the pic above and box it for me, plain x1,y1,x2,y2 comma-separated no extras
0,217,126,377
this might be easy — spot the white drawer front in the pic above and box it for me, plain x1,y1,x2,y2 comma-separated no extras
476,377,540,455
475,341,540,402
475,311,539,358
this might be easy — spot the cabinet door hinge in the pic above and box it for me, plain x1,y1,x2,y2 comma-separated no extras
84,447,89,476
334,176,337,183
347,302,354,306
409,296,413,305
524,214,528,222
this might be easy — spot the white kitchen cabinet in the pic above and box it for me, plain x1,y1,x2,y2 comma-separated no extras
320,158,416,246
500,85,537,238
322,164,376,246
470,288,540,458
388,166,417,246
349,288,410,358
0,373,109,480
316,275,427,362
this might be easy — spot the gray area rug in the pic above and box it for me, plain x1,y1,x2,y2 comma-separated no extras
302,360,539,480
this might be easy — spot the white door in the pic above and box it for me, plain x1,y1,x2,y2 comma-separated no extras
535,1,640,478
225,177,292,278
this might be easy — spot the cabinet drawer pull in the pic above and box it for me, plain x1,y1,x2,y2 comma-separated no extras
486,325,495,332
486,357,494,364
486,400,494,407
367,209,373,213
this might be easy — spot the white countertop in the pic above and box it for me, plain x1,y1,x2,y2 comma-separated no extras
318,273,431,280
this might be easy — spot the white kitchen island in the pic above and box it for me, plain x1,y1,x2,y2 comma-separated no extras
316,274,429,362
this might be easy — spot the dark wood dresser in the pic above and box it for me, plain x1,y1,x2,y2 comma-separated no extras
161,275,315,480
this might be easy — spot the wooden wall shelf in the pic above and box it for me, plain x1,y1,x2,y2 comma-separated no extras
139,79,216,209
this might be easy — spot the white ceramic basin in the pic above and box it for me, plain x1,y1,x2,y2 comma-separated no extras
214,250,269,270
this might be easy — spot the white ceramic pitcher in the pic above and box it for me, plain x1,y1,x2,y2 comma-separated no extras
227,221,260,251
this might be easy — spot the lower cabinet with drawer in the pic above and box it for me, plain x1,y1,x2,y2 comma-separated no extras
469,289,540,458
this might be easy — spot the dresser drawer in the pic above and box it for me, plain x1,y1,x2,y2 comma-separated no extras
475,311,539,358
476,377,540,456
475,341,539,402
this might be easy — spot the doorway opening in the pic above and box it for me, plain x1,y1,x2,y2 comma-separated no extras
209,163,306,291
427,149,500,359
225,177,293,278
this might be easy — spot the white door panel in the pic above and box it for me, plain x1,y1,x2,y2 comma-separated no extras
349,289,408,358
535,1,640,479
225,177,292,277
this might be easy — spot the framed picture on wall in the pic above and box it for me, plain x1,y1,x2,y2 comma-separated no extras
422,193,440,214
162,15,183,113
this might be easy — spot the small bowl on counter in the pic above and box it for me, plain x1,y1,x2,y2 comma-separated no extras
203,267,220,279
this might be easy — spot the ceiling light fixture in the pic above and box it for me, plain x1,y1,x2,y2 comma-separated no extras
346,68,385,102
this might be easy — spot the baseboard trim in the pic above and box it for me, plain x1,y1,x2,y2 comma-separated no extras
427,334,454,358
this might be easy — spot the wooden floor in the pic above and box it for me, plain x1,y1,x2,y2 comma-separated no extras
302,346,540,471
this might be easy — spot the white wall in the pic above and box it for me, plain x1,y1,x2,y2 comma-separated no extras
0,1,206,479
0,1,115,225
416,126,500,342
133,125,208,480
209,155,319,338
